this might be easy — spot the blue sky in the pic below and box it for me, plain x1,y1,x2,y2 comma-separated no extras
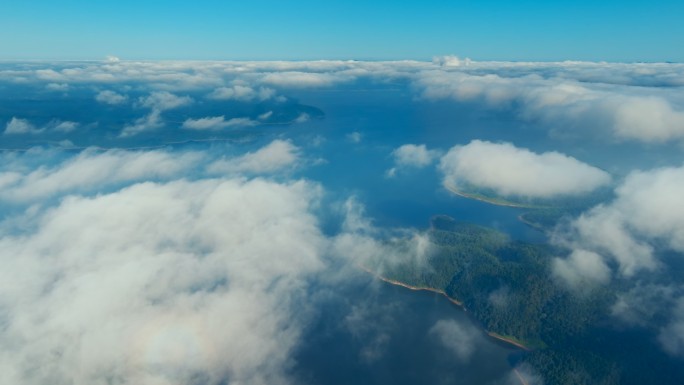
1,0,683,62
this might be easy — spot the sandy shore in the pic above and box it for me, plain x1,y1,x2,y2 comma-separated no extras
359,264,534,351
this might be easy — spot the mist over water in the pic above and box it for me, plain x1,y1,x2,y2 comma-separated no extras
294,273,519,385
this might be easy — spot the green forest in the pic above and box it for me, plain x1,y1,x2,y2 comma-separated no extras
364,215,684,385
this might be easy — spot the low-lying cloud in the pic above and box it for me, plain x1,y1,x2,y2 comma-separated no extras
0,152,328,385
554,163,684,278
387,144,441,177
207,140,300,174
0,149,202,203
439,140,611,199
208,85,276,101
96,90,128,105
4,117,41,135
429,319,477,362
182,116,258,130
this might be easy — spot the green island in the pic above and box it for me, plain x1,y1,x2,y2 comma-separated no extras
363,215,684,385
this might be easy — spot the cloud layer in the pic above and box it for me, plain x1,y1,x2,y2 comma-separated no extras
0,159,326,385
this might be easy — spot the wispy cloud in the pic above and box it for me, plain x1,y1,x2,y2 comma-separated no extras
182,116,257,131
207,140,300,174
4,117,42,135
95,90,128,105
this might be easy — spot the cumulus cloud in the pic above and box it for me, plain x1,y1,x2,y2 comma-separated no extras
392,144,439,168
4,117,41,135
207,140,300,174
96,90,128,105
439,140,611,199
182,116,258,130
612,97,684,142
0,176,326,385
429,319,477,361
387,144,440,178
208,85,275,101
556,164,684,277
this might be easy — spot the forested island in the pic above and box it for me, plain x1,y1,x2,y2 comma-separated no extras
363,216,684,385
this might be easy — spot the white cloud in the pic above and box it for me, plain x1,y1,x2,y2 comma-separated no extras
432,55,471,67
120,110,163,137
261,71,349,88
392,144,439,168
0,149,202,203
96,90,128,105
139,91,192,111
52,120,79,132
552,249,611,289
415,70,684,143
613,96,684,142
258,111,273,120
330,198,433,271
46,83,69,91
4,117,41,135
208,85,275,101
429,319,477,361
294,113,310,123
207,140,300,174
182,116,257,131
439,140,611,199
120,91,193,137
4,118,79,135
557,164,684,277
0,176,326,385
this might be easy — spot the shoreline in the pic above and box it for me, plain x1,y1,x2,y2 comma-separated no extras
487,332,532,351
371,272,463,307
444,185,534,208
444,184,550,210
359,264,532,352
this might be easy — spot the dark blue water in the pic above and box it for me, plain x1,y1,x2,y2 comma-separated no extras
288,87,547,243
294,271,520,385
